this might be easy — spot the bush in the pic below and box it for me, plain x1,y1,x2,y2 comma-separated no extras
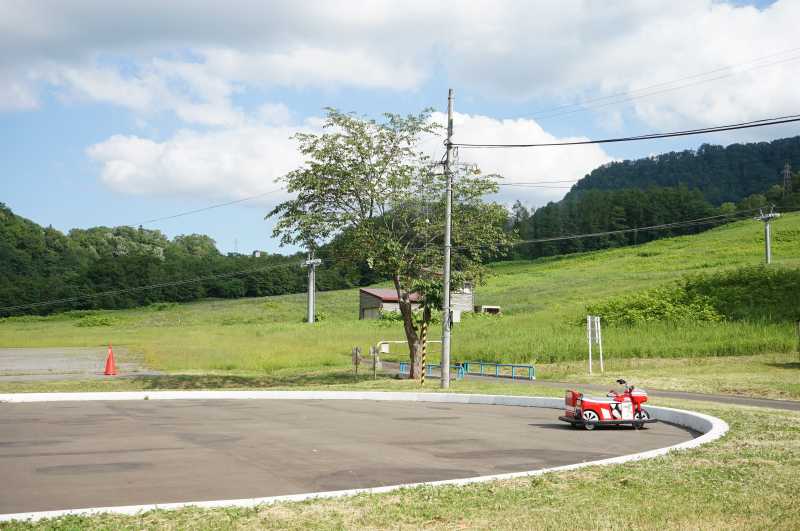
587,265,800,326
75,315,117,327
148,302,178,312
587,286,722,326
302,311,328,323
374,309,442,327
684,266,800,322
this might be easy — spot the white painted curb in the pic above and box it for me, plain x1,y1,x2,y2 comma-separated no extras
0,391,728,523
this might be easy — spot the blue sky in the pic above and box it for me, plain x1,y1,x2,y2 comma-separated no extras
1,0,797,254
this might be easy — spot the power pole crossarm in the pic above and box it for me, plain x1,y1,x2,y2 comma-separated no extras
441,88,454,389
754,208,781,265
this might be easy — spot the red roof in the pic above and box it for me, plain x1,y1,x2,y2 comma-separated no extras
360,288,422,303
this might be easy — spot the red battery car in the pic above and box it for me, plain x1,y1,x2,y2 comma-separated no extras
559,379,655,430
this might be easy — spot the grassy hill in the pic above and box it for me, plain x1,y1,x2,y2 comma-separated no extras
1,213,798,379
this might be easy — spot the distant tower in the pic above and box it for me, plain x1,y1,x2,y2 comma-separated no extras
783,162,792,196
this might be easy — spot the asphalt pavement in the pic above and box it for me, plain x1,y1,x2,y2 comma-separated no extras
0,399,693,514
0,347,158,382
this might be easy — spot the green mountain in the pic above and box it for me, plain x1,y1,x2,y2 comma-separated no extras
567,136,800,205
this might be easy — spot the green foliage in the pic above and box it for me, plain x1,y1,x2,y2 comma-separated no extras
1,214,799,374
303,311,329,323
376,309,441,326
74,314,117,327
684,265,800,322
268,108,512,371
587,286,723,326
588,265,800,326
570,136,800,205
0,203,373,317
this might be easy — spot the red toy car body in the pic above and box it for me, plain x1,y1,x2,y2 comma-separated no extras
559,379,656,430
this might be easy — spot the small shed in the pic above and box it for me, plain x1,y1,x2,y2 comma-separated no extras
358,284,475,321
359,289,421,320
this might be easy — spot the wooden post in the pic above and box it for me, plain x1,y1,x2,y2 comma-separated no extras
796,320,800,360
352,346,360,380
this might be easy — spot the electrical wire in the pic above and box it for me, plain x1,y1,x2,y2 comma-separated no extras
0,261,301,313
4,206,795,313
130,187,284,227
496,183,574,189
453,114,800,149
529,47,800,120
503,206,783,247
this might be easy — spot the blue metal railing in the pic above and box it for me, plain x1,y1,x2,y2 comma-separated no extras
398,362,465,380
463,361,536,380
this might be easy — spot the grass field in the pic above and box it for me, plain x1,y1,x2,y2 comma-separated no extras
0,213,798,392
1,378,798,530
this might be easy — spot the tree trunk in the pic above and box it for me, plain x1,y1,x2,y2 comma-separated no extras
394,275,421,380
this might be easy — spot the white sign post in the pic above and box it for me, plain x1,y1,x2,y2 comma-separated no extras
587,315,604,375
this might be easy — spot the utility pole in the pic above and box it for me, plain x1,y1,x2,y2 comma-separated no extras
755,207,780,264
783,162,792,196
304,252,321,323
441,88,454,389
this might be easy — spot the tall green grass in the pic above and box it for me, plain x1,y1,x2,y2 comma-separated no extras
1,213,799,372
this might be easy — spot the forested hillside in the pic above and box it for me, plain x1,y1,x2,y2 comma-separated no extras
0,204,378,316
5,137,800,315
568,136,800,204
508,137,800,260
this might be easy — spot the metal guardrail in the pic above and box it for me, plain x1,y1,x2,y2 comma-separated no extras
398,361,465,380
463,361,536,380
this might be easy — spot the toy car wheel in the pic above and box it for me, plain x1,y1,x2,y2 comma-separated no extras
582,410,599,430
633,410,650,429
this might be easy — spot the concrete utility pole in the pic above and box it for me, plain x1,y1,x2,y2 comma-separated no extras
755,207,780,265
441,88,454,389
304,252,322,323
783,162,792,196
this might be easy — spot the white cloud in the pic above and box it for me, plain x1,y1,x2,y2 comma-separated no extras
257,102,291,125
5,0,799,212
87,125,305,202
0,70,38,110
3,1,799,129
88,111,610,208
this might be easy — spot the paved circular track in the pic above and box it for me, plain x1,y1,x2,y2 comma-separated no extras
1,397,694,516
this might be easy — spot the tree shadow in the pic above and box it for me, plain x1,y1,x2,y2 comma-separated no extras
766,362,800,370
129,370,389,390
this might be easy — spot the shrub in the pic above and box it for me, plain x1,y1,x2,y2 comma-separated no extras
302,311,328,323
587,286,722,326
75,315,117,327
586,265,800,326
684,265,800,322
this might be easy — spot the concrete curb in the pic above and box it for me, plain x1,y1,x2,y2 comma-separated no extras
0,391,728,523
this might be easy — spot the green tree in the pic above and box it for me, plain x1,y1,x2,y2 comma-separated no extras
268,108,511,378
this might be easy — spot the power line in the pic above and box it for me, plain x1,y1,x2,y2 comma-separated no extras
130,187,284,227
529,47,800,120
453,114,800,149
496,182,573,189
0,261,300,313
505,206,787,247
5,206,795,314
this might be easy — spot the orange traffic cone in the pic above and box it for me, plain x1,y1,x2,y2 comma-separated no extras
104,343,117,376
